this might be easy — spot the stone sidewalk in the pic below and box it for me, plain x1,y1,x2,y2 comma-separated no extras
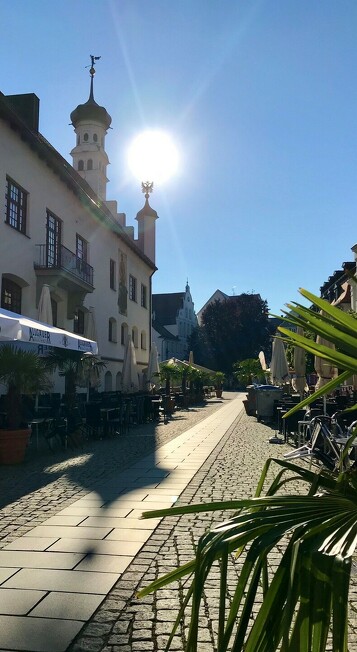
0,394,245,651
0,395,356,651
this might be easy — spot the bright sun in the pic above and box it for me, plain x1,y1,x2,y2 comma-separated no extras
127,130,179,184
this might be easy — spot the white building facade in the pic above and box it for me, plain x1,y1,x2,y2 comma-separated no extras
152,283,198,362
0,73,157,392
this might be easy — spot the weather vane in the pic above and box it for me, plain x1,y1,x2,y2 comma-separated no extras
141,181,154,199
86,55,101,78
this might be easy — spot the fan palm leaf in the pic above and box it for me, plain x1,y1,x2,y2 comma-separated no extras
138,289,357,651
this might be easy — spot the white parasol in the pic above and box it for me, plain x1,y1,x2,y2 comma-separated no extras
122,335,140,393
37,284,53,325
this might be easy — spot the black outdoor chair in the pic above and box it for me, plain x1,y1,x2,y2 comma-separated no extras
85,403,104,440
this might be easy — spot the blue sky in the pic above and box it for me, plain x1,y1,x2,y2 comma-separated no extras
1,0,357,316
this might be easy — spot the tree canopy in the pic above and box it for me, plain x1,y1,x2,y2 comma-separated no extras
190,294,270,374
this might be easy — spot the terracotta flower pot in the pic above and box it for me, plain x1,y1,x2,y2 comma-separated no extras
0,428,31,465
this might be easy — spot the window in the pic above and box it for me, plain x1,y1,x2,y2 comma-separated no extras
129,275,137,302
1,278,21,313
141,284,147,308
46,211,61,267
76,234,87,262
5,177,28,234
77,134,80,145
78,160,84,171
141,331,147,350
51,299,58,327
84,133,89,142
132,326,138,348
104,371,112,391
74,308,85,335
109,318,117,342
93,133,98,142
87,159,93,171
110,259,116,290
121,322,128,345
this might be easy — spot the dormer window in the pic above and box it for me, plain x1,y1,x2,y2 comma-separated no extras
84,133,89,142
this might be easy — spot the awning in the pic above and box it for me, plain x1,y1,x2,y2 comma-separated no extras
0,307,98,354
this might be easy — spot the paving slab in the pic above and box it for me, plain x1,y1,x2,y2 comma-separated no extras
22,526,113,540
0,551,84,570
3,538,59,552
29,591,105,621
2,568,119,594
74,554,132,574
0,588,46,615
46,538,143,557
0,615,83,651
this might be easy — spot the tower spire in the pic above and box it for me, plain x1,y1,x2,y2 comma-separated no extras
70,55,111,200
87,55,101,101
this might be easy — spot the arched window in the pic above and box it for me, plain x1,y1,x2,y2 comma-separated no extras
78,160,84,171
87,159,93,171
93,133,98,142
121,322,128,346
73,308,85,335
141,331,147,350
115,371,122,391
108,317,117,342
104,371,112,391
77,134,80,145
132,326,138,348
83,133,89,142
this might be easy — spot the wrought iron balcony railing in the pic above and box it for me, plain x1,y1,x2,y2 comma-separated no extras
34,244,94,287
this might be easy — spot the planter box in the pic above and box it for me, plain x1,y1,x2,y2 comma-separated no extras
0,428,31,464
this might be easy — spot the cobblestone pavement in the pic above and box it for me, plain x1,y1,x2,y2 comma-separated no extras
65,407,357,652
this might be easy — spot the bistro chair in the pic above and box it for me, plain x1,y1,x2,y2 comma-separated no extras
85,403,104,440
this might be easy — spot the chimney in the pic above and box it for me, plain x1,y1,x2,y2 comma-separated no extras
6,93,40,131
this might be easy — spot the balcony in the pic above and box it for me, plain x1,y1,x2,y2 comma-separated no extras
34,244,94,318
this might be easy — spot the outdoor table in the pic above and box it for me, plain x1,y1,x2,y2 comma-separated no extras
100,407,118,436
29,417,53,450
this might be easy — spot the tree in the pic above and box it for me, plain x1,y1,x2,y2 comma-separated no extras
188,326,215,370
45,350,106,413
200,294,270,374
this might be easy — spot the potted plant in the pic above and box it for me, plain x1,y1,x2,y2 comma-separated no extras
0,345,52,464
46,349,105,413
159,361,181,399
233,357,265,388
212,371,225,398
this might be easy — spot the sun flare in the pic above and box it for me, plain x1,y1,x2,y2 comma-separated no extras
127,130,179,184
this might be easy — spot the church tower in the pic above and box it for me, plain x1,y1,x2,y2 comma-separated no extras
70,56,112,200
